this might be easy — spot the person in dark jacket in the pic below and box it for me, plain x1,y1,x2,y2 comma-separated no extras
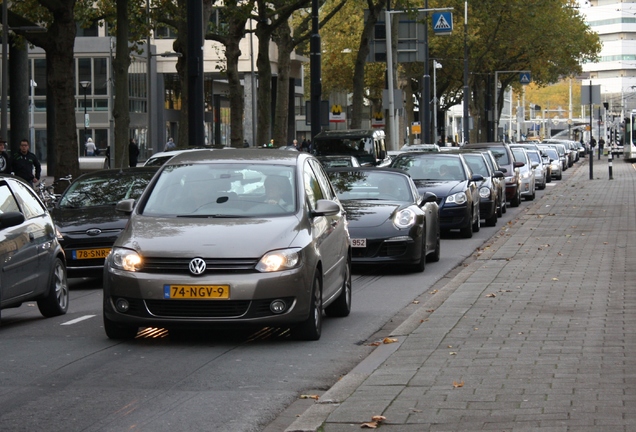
12,139,41,186
0,139,12,174
129,138,140,167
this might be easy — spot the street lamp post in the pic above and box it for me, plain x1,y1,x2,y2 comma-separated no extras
433,60,442,143
30,79,37,145
80,81,91,147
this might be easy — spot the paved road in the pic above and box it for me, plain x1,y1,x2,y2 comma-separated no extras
285,154,636,431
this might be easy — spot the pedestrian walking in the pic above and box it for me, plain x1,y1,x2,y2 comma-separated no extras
598,137,605,160
164,137,176,152
85,137,96,156
12,139,41,186
129,138,140,167
0,139,12,174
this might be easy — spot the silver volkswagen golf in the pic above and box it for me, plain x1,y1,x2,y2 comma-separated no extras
103,149,351,341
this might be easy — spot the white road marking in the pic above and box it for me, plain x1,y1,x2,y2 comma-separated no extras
61,315,96,325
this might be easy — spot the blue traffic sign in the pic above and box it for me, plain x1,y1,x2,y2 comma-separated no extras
520,72,531,84
432,12,453,35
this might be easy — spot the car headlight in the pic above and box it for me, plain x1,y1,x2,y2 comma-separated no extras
505,176,514,183
110,247,143,272
256,248,301,272
394,208,415,229
521,171,531,179
446,191,467,205
55,226,64,241
479,186,491,199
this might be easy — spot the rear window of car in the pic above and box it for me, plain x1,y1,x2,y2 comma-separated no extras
59,172,156,208
485,147,510,165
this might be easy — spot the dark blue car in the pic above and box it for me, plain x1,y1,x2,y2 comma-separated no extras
390,152,483,238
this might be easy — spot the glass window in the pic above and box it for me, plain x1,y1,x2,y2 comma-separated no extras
0,183,21,214
308,159,335,200
34,59,47,96
303,161,325,209
12,181,45,219
94,58,108,95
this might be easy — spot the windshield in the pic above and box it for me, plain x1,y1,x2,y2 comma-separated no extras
142,163,297,217
58,171,156,208
328,170,414,202
392,155,466,181
462,154,489,176
313,137,377,165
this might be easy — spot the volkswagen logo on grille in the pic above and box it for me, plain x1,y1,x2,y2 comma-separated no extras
189,257,207,275
86,228,102,236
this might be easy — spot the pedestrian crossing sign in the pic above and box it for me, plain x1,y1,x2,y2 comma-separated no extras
520,72,531,85
432,12,453,35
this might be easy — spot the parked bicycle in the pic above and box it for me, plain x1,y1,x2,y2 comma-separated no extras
36,174,73,210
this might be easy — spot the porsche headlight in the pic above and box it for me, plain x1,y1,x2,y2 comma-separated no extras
479,186,491,199
394,208,416,229
256,248,301,272
446,192,467,205
111,247,142,272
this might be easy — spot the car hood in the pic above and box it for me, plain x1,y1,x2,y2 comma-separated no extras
413,180,465,199
117,214,302,258
52,206,129,232
340,201,403,226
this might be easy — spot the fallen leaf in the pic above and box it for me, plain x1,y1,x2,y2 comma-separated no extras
371,415,386,422
426,309,435,312
449,352,457,355
412,300,420,304
300,394,320,400
486,293,496,298
552,277,559,281
360,421,378,429
429,289,438,294
453,381,465,388
383,337,398,344
447,345,453,348
368,342,381,347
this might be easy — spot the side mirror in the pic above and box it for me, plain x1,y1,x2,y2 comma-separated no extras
498,166,508,174
513,161,525,168
115,199,136,214
0,211,25,229
470,174,484,183
418,191,438,207
531,162,539,169
492,170,504,179
311,199,340,217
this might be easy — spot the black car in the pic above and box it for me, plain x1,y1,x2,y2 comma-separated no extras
441,149,504,227
462,142,524,207
51,167,158,277
327,167,440,272
0,175,68,319
390,152,483,238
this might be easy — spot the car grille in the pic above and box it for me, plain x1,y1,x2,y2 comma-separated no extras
140,257,260,274
352,240,408,258
117,297,296,319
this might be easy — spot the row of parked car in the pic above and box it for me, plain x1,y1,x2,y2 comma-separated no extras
1,138,580,340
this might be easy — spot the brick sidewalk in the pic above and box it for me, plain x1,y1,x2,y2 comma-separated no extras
288,155,636,431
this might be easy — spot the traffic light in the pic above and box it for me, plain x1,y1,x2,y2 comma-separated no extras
603,102,609,110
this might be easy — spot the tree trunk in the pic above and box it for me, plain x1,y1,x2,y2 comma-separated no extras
273,21,293,147
43,5,79,179
226,19,247,148
256,20,274,147
113,0,131,168
9,40,29,151
351,0,386,129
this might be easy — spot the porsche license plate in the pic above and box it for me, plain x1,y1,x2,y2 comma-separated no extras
164,285,230,299
351,238,366,248
73,248,111,260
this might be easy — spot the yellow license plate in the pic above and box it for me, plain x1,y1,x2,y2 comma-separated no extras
73,248,111,260
164,285,230,299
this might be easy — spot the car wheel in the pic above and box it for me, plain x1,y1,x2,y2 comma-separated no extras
37,257,69,318
325,257,351,317
546,174,552,183
472,206,481,232
526,190,535,201
104,315,139,339
293,273,322,341
427,224,441,263
539,175,547,189
557,172,563,180
510,188,521,207
411,233,426,273
485,209,498,227
460,216,473,238
502,199,507,214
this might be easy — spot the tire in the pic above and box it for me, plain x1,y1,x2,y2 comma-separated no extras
510,188,521,207
502,199,507,214
411,234,426,273
525,190,536,201
472,206,481,233
325,258,351,317
293,273,322,341
427,224,441,263
485,210,498,227
104,315,139,339
557,172,563,180
37,258,69,317
460,217,473,238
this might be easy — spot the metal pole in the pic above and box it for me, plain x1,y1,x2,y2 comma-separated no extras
187,0,204,148
109,38,115,168
433,60,438,143
146,0,152,155
310,0,322,140
462,1,469,144
589,81,593,180
249,19,257,146
494,71,498,142
385,9,397,150
1,0,8,142
422,0,430,143
30,79,36,145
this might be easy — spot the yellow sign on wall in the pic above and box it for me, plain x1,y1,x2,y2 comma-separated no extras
411,122,421,134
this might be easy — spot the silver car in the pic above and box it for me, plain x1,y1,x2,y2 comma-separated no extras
525,149,547,190
103,150,351,341
1,175,69,319
510,146,536,200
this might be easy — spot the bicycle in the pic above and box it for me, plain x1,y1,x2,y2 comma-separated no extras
36,174,73,210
